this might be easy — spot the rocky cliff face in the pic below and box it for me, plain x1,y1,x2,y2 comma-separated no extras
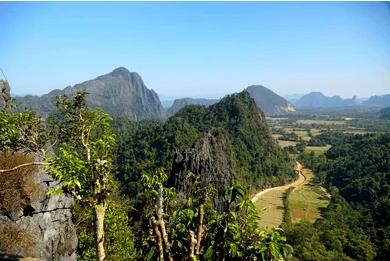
0,152,77,260
16,67,166,119
0,80,10,108
169,129,236,210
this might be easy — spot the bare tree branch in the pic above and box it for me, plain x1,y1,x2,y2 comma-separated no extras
0,161,48,173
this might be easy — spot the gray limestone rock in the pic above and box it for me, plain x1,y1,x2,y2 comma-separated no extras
0,80,10,108
169,129,236,211
0,165,77,260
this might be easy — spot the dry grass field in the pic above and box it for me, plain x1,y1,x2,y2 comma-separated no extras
309,128,322,136
277,140,297,148
253,163,305,228
254,188,286,228
253,166,329,228
305,145,331,155
293,130,310,141
296,119,346,125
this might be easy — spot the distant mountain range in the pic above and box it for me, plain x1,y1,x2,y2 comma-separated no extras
292,92,390,109
167,85,295,116
363,95,390,107
14,67,388,118
16,68,296,118
16,67,166,119
294,92,356,108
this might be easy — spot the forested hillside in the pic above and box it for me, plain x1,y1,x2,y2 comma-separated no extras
287,133,390,260
167,97,219,115
115,91,295,198
379,106,390,119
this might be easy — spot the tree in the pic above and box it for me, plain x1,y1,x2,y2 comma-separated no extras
138,169,293,260
49,92,115,261
0,81,47,173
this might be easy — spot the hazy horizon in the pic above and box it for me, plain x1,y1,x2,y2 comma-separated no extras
1,2,389,98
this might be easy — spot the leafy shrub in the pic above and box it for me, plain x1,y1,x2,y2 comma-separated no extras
74,197,135,261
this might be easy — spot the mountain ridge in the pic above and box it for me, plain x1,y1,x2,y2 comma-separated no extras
295,92,356,108
15,67,166,119
167,85,296,116
245,85,295,115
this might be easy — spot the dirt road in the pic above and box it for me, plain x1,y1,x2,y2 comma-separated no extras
251,161,305,203
251,162,306,227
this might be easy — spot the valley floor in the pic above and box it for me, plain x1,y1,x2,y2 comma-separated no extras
252,162,328,228
251,162,305,227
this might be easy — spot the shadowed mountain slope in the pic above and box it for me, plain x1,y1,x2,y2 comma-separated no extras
16,67,166,119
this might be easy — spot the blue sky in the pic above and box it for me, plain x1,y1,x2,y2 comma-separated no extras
0,2,389,99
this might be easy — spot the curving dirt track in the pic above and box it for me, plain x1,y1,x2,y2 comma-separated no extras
251,161,305,203
251,161,306,227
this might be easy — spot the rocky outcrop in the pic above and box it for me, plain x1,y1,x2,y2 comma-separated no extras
169,129,236,211
0,80,10,107
0,152,77,260
16,67,167,119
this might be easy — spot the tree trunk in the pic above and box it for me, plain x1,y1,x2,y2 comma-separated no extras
95,203,107,261
196,203,205,255
152,217,164,261
189,230,197,259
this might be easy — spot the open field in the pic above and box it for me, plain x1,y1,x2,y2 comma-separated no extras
252,162,305,228
277,140,297,148
305,145,331,155
294,130,310,141
296,119,346,125
309,128,322,136
289,169,329,223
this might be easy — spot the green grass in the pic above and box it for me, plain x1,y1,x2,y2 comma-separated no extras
289,169,329,223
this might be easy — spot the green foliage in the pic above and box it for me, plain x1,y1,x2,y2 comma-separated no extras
278,132,300,142
282,187,293,227
323,133,390,259
295,139,306,153
288,133,390,260
115,91,295,198
203,184,292,260
48,92,115,203
137,170,293,260
307,130,351,147
74,198,135,261
286,193,376,261
0,109,46,153
379,106,390,119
